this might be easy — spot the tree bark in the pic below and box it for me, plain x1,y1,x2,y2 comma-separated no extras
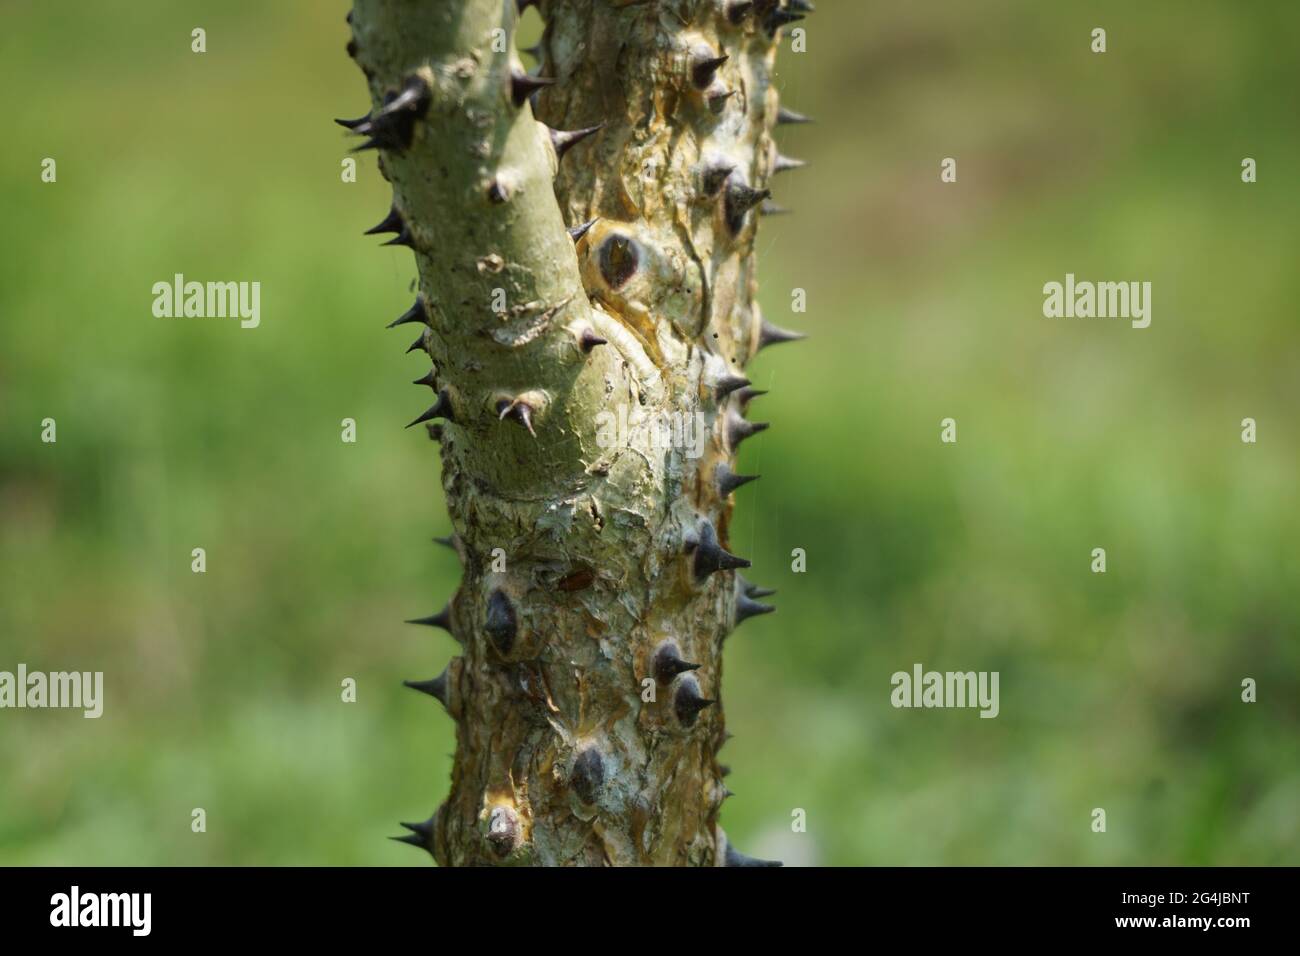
344,0,805,866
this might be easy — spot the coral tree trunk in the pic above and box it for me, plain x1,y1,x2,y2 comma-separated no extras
345,0,805,866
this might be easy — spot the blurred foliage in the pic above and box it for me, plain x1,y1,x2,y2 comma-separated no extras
1,1,1297,865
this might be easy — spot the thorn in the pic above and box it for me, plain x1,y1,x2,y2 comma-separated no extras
570,747,605,805
510,67,555,107
381,224,415,248
403,668,449,708
725,1,756,24
350,75,431,152
725,180,771,233
689,518,750,580
652,642,702,685
726,409,769,450
719,764,732,777
674,677,716,727
737,573,776,599
716,462,760,497
734,591,776,626
389,832,427,850
568,217,599,243
691,53,729,90
487,178,511,204
548,122,604,162
335,113,370,130
484,589,517,655
406,332,427,354
387,297,430,329
707,88,736,114
496,398,536,437
724,843,782,867
764,8,805,35
432,535,456,550
400,817,434,841
364,204,403,236
773,153,807,174
714,373,751,400
735,385,767,409
702,160,736,198
579,328,608,352
406,603,452,632
757,317,806,350
412,368,438,390
520,42,542,63
788,0,815,12
487,806,522,857
759,200,791,216
406,389,454,428
777,106,813,125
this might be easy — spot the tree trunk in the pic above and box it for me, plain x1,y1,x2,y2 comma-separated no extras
344,0,806,866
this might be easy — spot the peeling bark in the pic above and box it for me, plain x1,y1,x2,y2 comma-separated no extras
345,0,805,867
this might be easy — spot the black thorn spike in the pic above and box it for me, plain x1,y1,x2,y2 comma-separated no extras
674,679,716,726
335,113,370,130
725,843,783,867
484,589,517,655
738,574,777,599
568,217,599,243
412,368,438,390
726,1,756,24
691,519,751,579
758,317,806,350
726,410,770,450
433,535,456,550
725,181,771,233
406,389,454,428
776,105,813,125
406,332,427,354
691,53,729,90
716,463,760,497
548,122,604,162
579,328,608,353
364,204,403,236
496,398,536,436
406,603,452,632
764,8,805,35
734,591,776,626
403,669,449,708
719,764,732,777
735,386,767,409
715,373,751,399
570,747,605,805
773,153,807,174
389,832,427,849
702,161,736,198
388,297,429,329
381,224,415,248
510,67,555,107
351,75,431,152
652,643,702,686
400,816,435,840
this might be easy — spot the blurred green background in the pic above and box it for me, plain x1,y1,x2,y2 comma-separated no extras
2,1,1297,866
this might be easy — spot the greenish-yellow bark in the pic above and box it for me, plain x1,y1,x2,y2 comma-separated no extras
346,0,805,866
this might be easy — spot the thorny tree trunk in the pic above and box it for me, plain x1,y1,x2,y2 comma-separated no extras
343,0,808,866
